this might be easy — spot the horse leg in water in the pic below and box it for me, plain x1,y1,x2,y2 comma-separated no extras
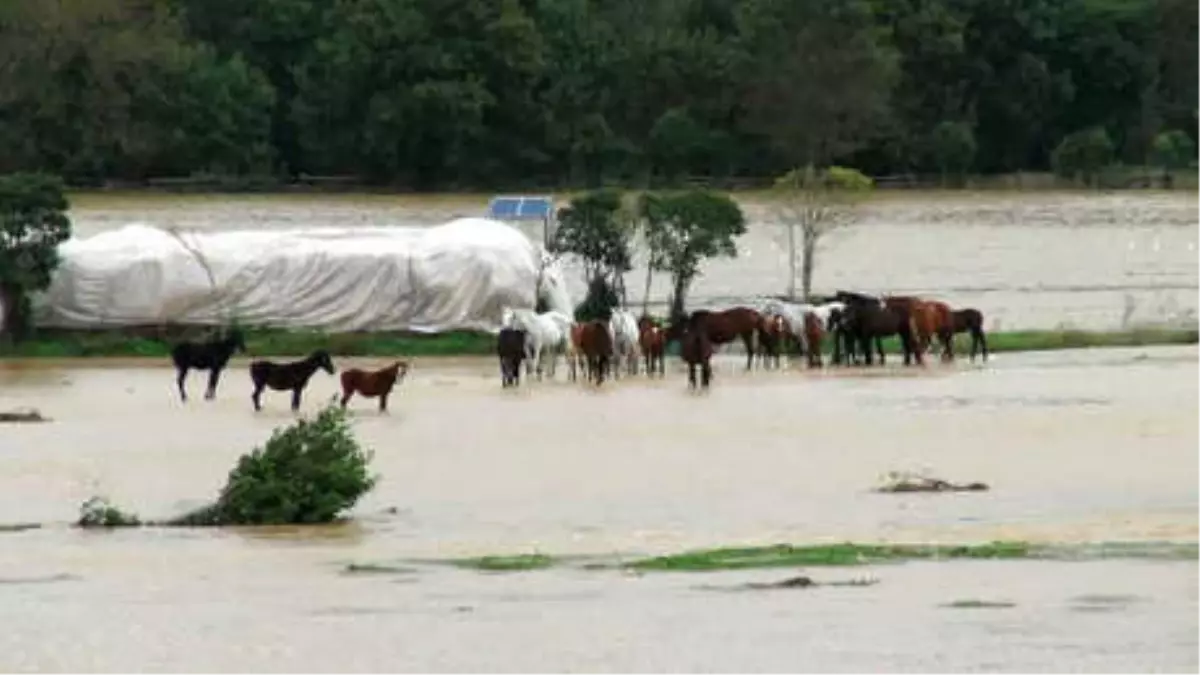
251,382,265,412
742,331,755,371
971,326,989,362
176,366,190,402
876,336,886,366
687,362,697,389
340,383,354,407
379,391,390,413
204,367,223,400
701,361,712,388
291,386,303,412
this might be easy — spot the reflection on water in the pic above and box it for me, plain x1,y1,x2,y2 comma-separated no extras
63,190,1200,331
0,345,1195,671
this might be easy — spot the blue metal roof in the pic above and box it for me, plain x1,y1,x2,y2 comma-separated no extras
486,195,554,221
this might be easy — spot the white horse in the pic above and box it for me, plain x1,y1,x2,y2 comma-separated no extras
501,307,572,380
760,299,816,355
608,308,642,377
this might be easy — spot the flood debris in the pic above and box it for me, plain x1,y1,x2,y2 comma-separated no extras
875,471,989,493
0,407,48,423
699,575,880,592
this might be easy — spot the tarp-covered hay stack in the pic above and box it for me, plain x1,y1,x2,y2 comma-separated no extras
31,217,574,333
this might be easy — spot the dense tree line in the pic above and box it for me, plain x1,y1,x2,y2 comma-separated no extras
0,0,1195,189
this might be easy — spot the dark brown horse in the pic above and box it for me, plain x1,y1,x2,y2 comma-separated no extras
340,360,409,411
839,299,923,367
497,327,527,387
949,308,989,362
577,320,614,385
171,328,246,402
672,313,715,389
637,315,667,377
665,307,761,370
756,313,790,370
249,350,336,411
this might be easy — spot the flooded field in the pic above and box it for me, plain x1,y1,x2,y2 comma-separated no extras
0,345,1196,671
65,190,1200,332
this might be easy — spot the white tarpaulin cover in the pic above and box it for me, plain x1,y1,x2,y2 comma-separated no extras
29,218,574,332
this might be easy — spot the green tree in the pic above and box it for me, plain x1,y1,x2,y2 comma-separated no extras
0,173,72,341
640,189,746,319
1149,129,1196,187
1051,126,1116,186
771,166,873,301
929,120,977,185
551,189,634,318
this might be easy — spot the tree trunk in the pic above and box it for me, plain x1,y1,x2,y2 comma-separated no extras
641,265,653,317
786,221,797,300
0,285,28,343
801,229,817,302
670,274,689,320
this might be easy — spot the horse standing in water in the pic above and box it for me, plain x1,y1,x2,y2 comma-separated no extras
885,295,953,361
249,350,336,411
667,307,761,371
577,320,614,385
497,327,527,387
756,313,791,369
837,294,923,367
340,360,409,412
608,308,642,378
171,329,246,402
670,313,715,389
637,315,667,377
949,308,989,362
501,308,571,380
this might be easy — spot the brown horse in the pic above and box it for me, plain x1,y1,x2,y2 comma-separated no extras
949,308,989,362
802,312,825,368
577,320,614,385
885,295,954,361
756,313,790,370
666,307,761,370
671,313,714,389
340,360,409,411
567,323,587,382
637,315,667,377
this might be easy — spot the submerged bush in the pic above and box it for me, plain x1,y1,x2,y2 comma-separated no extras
191,405,378,526
77,496,142,528
77,406,378,528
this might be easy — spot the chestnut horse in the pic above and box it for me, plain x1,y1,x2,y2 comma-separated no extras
665,307,761,371
568,323,587,381
577,320,614,385
949,308,989,362
885,295,953,361
637,315,667,377
801,313,825,368
340,360,409,411
756,313,790,370
669,313,714,389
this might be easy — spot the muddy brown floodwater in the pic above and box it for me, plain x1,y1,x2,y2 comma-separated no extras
0,345,1195,672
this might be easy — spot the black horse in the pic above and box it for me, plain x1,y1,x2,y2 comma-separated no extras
668,313,714,389
837,296,922,366
950,308,989,362
496,327,527,387
171,329,246,402
830,291,885,365
249,350,336,411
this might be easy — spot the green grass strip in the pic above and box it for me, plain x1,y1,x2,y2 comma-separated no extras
625,541,1034,572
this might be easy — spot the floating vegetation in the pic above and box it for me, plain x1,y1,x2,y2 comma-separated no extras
941,599,1017,609
625,541,1032,572
876,471,989,494
0,408,48,423
341,563,420,576
450,554,556,572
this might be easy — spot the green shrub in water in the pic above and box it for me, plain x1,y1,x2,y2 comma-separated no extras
202,405,378,525
77,496,142,528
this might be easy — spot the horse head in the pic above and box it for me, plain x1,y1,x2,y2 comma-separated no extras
392,360,410,382
311,349,336,374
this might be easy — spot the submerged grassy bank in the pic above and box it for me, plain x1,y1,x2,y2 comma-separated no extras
371,540,1199,575
0,325,1194,360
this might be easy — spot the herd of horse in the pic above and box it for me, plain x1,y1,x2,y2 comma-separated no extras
171,332,408,412
166,289,988,409
496,290,990,390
